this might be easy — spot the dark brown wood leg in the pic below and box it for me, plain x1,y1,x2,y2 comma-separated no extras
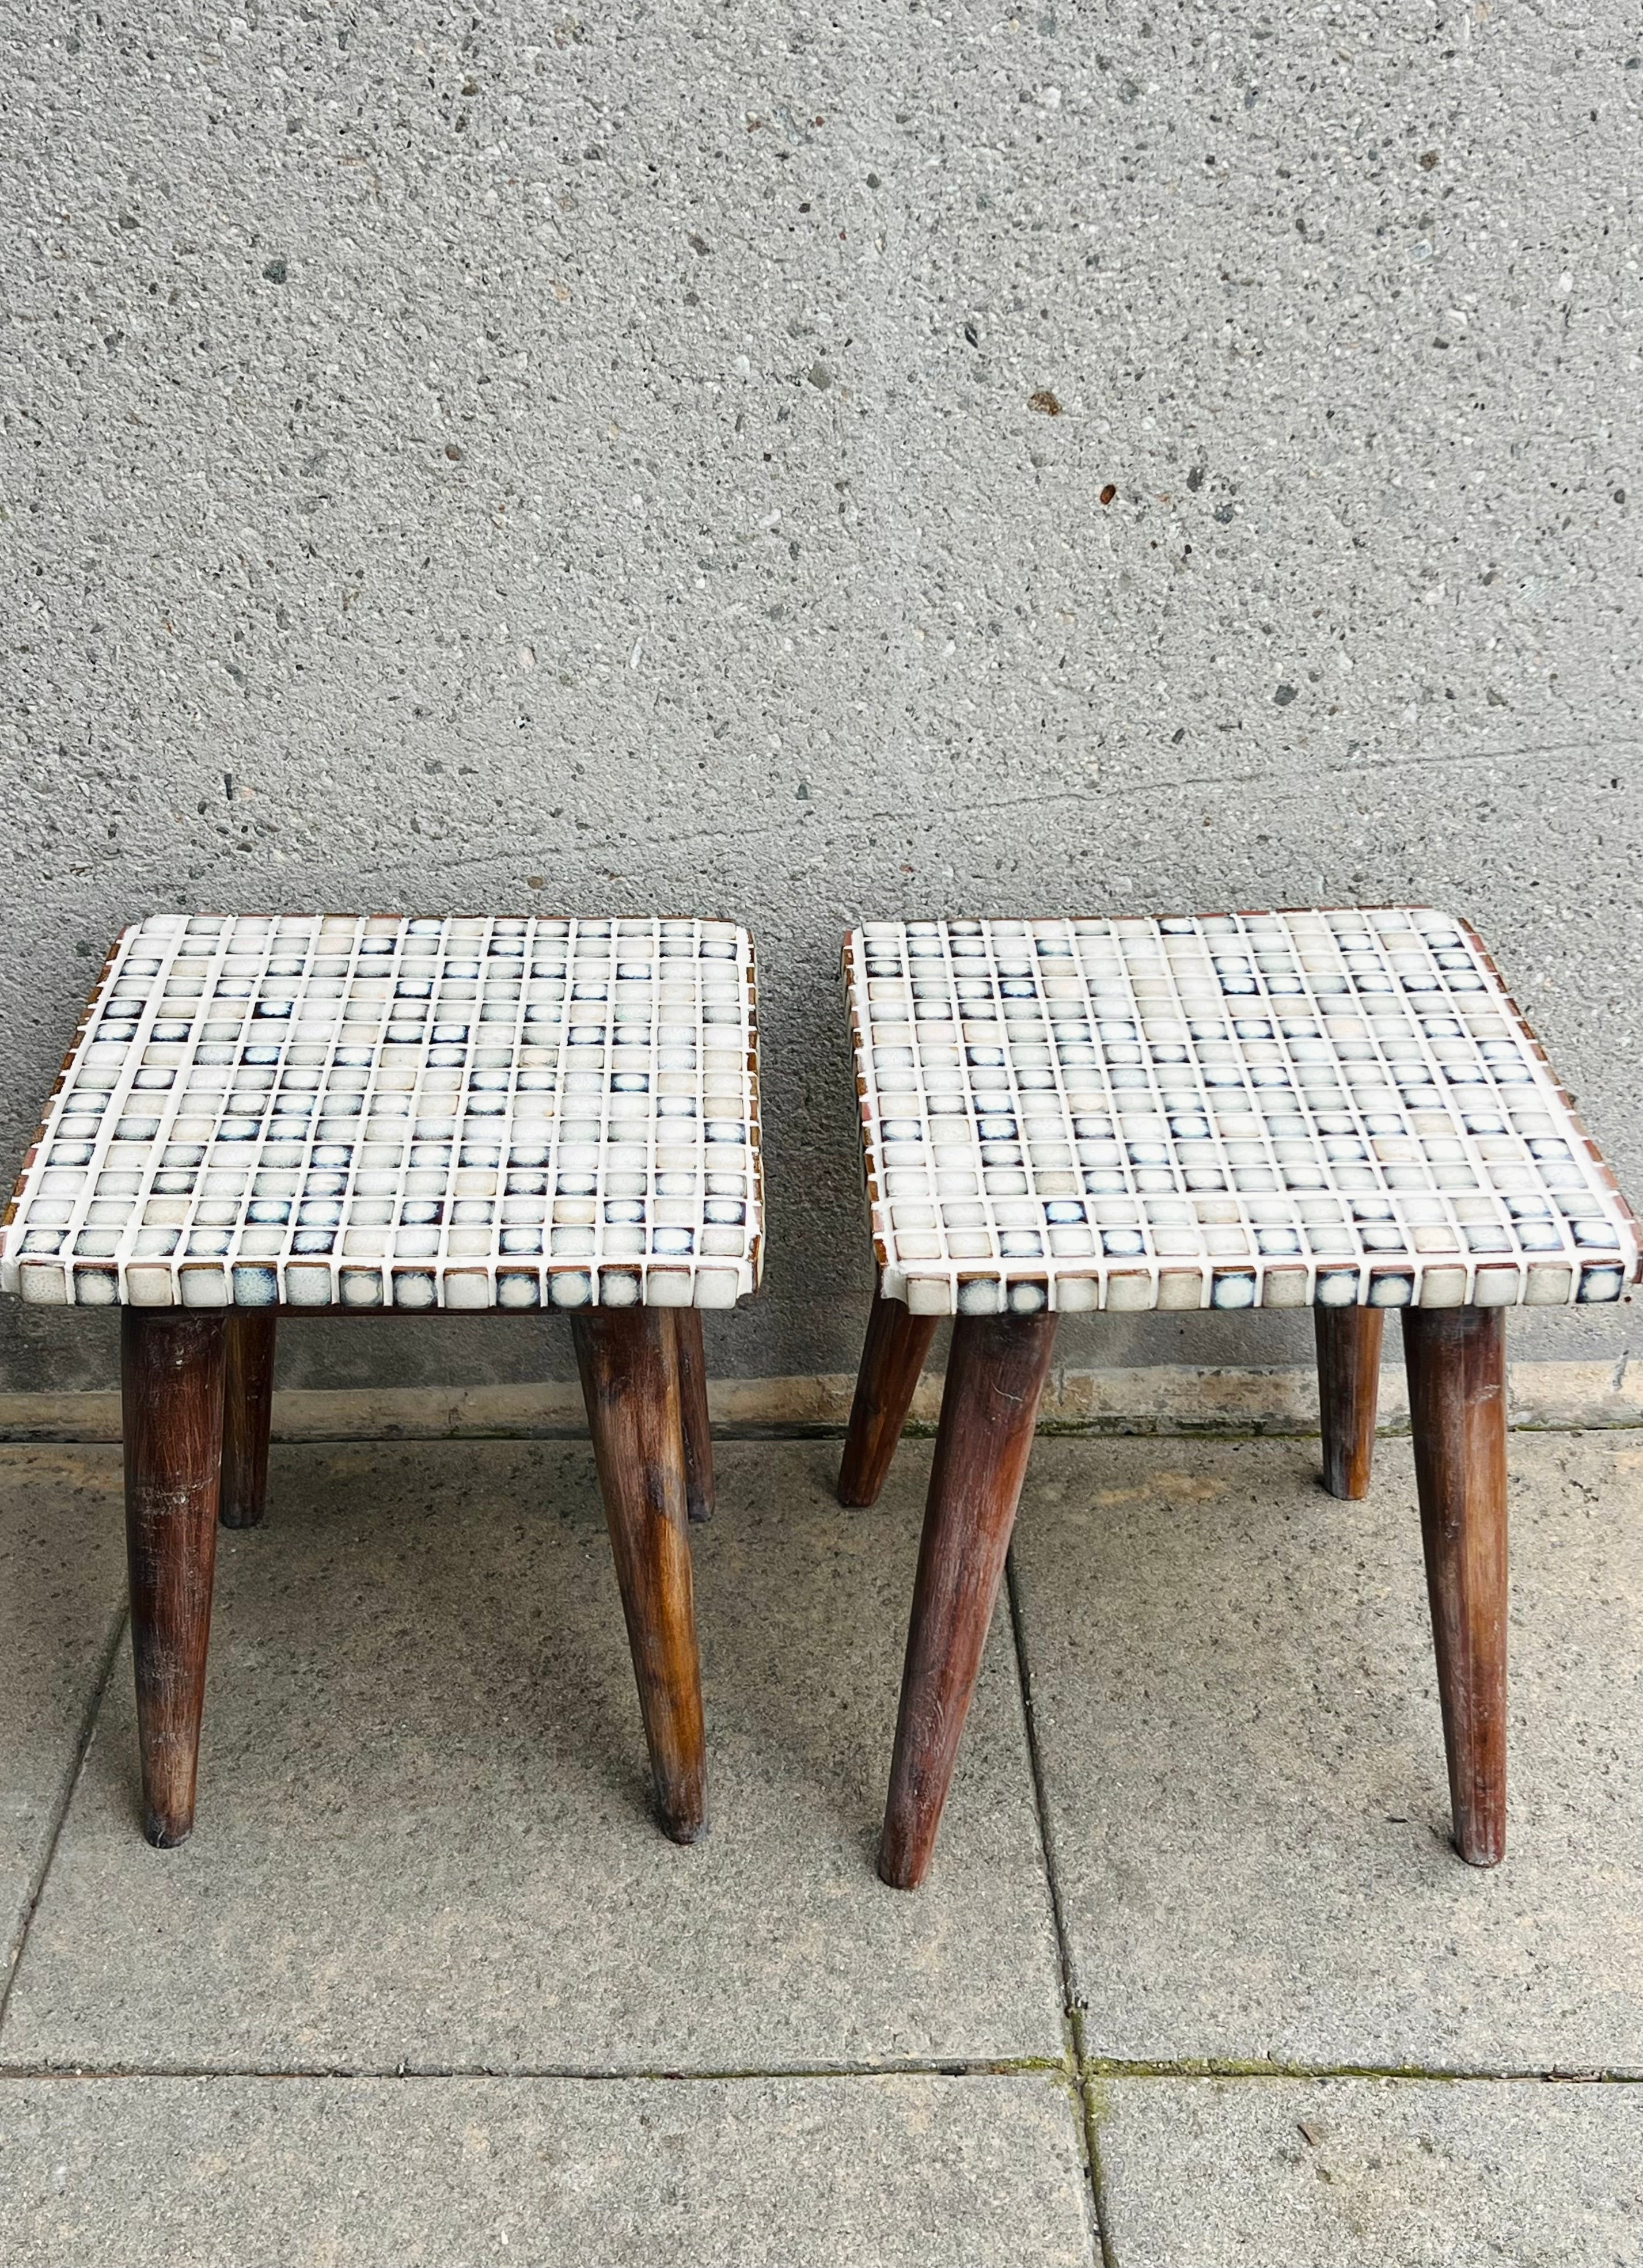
572,1306,707,1843
122,1308,228,1848
878,1307,1058,1890
838,1288,940,1508
1315,1305,1383,1500
1401,1304,1509,1867
219,1311,277,1529
672,1309,714,1526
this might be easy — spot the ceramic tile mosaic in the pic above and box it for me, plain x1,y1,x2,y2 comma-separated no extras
1,915,762,1312
844,910,1640,1318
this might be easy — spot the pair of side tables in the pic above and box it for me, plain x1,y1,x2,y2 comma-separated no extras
2,909,1636,1886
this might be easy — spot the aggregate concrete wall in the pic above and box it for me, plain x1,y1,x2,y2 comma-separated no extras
3,0,1638,1396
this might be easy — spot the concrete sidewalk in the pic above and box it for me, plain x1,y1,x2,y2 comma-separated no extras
0,1430,1637,2266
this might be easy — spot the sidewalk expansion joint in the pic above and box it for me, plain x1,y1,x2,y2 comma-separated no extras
0,1601,128,2045
1082,2058,1643,2084
5,1418,1637,1450
0,2057,1068,2085
1006,1549,1115,2268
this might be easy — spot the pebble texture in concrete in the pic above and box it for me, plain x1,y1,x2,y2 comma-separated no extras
0,1449,126,1981
3,0,1640,1399
1011,1431,1643,2071
1092,2076,1643,2268
1,1439,1064,2072
0,2072,1096,2268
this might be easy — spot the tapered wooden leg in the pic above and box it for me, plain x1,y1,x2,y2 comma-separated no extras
672,1309,714,1526
1315,1306,1383,1500
1401,1304,1509,1867
879,1308,1058,1889
122,1308,227,1848
572,1306,707,1842
838,1289,940,1508
219,1311,277,1529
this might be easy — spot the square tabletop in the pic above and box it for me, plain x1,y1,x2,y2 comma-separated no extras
1,913,762,1312
844,909,1639,1317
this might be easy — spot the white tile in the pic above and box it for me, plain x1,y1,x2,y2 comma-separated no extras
845,910,1640,1315
1,915,762,1312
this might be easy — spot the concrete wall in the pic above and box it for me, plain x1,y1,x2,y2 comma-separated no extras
3,0,1638,1398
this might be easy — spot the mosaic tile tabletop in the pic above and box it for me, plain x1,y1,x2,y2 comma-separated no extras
1,915,762,1312
844,910,1640,1317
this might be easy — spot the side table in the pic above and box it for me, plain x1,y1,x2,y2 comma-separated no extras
1,912,762,1848
839,909,1638,1886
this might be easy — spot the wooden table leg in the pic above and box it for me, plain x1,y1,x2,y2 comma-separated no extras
123,1308,228,1847
1315,1306,1383,1500
220,1311,277,1529
878,1307,1058,1889
838,1289,940,1509
572,1306,707,1843
672,1309,714,1526
1401,1303,1509,1866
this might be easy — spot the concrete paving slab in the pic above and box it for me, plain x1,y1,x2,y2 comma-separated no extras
0,1439,1064,2072
1092,2075,1642,2268
1011,1433,1642,2071
0,1449,126,1985
0,2069,1094,2268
